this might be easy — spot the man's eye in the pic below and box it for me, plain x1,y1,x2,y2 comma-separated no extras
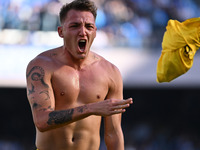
70,25,77,28
87,25,94,29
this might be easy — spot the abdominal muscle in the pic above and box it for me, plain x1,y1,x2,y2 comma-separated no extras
36,115,102,150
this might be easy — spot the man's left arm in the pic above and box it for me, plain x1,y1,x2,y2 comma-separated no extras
104,114,124,150
104,64,128,150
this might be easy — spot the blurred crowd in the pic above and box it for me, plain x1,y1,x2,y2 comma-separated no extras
0,0,200,49
123,123,200,150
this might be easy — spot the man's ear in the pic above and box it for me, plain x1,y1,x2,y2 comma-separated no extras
58,26,64,38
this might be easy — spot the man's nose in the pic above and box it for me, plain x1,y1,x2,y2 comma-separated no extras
79,26,87,36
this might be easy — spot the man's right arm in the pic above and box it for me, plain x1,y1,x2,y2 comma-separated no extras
26,58,132,132
26,59,93,132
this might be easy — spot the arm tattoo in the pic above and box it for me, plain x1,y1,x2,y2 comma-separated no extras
39,90,50,100
27,66,49,88
47,109,74,125
32,102,53,111
28,83,35,95
32,102,42,109
77,105,88,113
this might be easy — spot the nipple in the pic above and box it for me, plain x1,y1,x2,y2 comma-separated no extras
60,92,65,96
97,95,100,99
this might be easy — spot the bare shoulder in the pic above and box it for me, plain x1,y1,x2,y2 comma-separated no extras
91,51,122,80
26,47,61,73
93,52,120,73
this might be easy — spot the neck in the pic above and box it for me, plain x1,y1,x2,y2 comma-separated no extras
63,48,90,70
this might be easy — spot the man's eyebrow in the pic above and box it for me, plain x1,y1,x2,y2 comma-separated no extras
68,22,95,27
69,22,80,25
86,22,95,25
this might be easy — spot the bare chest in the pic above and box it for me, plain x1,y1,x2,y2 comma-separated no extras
51,66,108,109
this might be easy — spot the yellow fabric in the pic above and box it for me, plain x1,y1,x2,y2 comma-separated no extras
157,17,200,82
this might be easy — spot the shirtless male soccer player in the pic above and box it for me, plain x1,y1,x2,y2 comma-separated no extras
26,0,133,150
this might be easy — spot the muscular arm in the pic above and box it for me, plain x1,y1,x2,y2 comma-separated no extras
104,64,128,150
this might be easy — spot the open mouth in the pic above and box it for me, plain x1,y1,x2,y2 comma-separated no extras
78,39,86,52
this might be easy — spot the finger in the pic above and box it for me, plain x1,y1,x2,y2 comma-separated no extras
111,98,133,106
125,98,132,101
124,98,133,102
111,109,126,114
124,98,133,104
111,102,131,111
118,98,133,105
112,103,130,110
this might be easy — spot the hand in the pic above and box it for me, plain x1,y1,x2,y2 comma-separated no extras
89,98,133,116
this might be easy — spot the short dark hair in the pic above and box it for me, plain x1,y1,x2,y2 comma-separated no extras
59,0,97,24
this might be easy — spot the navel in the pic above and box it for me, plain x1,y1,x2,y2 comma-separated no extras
72,137,75,142
60,92,65,96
